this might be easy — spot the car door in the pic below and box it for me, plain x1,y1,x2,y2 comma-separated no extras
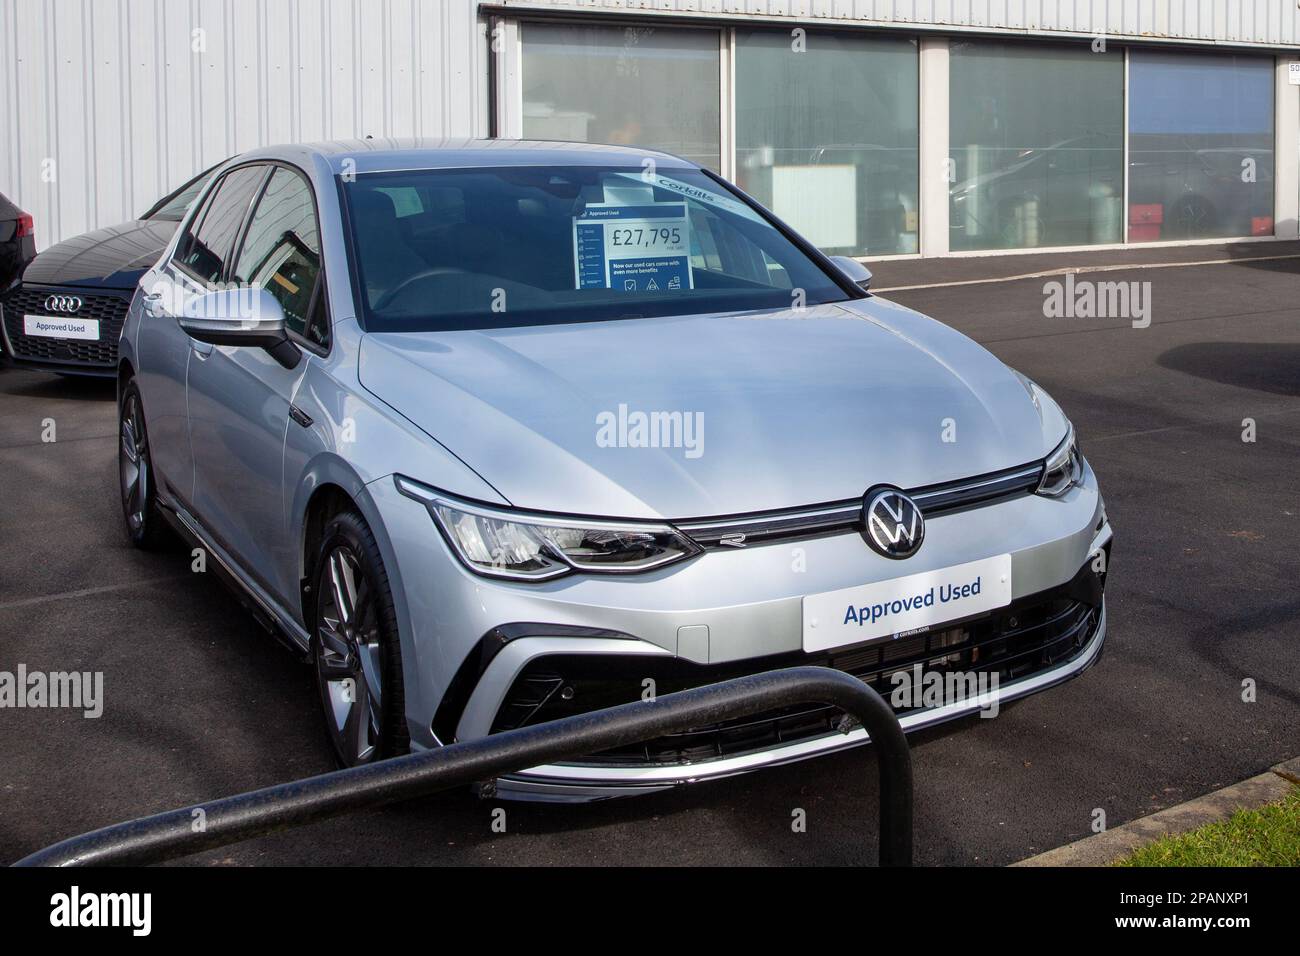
186,164,328,607
136,164,269,506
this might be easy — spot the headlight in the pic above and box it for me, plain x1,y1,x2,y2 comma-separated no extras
1036,424,1084,498
395,477,701,581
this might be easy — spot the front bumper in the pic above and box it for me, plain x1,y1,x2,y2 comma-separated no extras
377,455,1112,801
0,283,130,375
493,598,1106,801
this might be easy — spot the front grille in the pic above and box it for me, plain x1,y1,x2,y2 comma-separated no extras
676,463,1044,549
1,286,131,367
489,563,1104,767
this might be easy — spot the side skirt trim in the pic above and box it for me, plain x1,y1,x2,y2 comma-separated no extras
158,497,311,655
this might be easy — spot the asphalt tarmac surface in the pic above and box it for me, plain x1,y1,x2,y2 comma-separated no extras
2,253,1297,865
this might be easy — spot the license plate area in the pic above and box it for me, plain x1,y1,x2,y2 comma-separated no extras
802,554,1012,654
24,314,100,341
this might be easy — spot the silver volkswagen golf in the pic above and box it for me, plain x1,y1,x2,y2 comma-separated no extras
118,140,1111,801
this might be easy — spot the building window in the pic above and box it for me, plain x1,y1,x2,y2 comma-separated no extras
734,30,919,257
949,40,1124,251
521,22,721,171
1128,51,1274,242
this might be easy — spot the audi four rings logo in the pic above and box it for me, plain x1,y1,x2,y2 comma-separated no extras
863,488,924,559
44,295,83,313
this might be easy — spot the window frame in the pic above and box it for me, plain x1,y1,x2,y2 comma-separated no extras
170,160,331,357
517,18,727,174
226,161,332,356
509,16,924,258
731,26,922,258
504,18,1296,257
171,162,273,288
1124,47,1276,245
946,36,1127,253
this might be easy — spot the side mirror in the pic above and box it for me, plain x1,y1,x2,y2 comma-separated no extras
829,255,872,292
179,287,300,368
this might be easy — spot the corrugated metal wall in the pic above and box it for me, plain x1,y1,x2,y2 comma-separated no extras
5,0,1299,248
0,0,489,249
495,0,1300,47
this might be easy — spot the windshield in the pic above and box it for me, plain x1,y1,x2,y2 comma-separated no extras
342,165,852,332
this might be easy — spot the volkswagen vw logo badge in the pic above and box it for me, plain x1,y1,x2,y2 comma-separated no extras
862,488,925,559
44,295,83,314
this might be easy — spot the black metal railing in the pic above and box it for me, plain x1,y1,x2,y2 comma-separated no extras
13,666,913,867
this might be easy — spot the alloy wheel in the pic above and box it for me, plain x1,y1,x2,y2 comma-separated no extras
119,392,148,535
315,545,385,764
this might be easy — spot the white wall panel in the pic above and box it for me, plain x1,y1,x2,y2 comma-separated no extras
0,0,489,249
4,0,1298,250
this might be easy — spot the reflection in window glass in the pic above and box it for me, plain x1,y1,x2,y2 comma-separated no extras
175,166,266,284
949,41,1123,251
343,166,848,332
231,167,322,341
1128,52,1274,242
735,30,918,256
145,164,220,222
521,23,721,171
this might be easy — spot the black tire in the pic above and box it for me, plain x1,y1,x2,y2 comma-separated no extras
118,380,170,550
310,509,409,766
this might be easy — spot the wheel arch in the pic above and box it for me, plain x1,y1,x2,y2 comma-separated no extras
293,457,370,594
291,457,409,642
293,459,419,746
116,358,135,406
302,483,354,570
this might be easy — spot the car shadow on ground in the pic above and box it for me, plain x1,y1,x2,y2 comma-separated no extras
1217,241,1300,264
1157,341,1300,397
0,366,116,401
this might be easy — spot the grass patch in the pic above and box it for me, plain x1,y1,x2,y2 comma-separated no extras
1116,786,1300,867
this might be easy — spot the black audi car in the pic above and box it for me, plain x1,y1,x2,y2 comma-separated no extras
0,191,36,291
0,164,218,377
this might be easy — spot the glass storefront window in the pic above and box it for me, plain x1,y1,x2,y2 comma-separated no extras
520,23,1277,255
735,30,919,256
1128,52,1274,242
949,41,1124,251
521,22,721,171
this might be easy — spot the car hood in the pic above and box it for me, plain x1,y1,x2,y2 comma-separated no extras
358,298,1069,520
20,219,177,289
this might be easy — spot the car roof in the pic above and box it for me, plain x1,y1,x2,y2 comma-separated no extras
229,138,700,177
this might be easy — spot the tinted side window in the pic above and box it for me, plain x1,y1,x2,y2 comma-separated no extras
230,167,324,344
174,166,267,285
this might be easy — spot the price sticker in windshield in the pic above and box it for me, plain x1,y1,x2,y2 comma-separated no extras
573,203,693,293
